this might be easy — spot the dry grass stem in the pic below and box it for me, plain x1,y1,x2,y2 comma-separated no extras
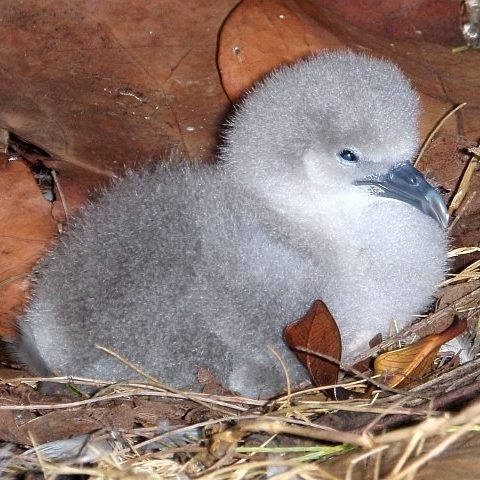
414,102,467,167
51,169,69,224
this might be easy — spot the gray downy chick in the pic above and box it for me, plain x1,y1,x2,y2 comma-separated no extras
15,52,448,398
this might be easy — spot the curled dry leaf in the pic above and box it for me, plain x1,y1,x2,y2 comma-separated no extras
374,317,467,388
283,300,341,388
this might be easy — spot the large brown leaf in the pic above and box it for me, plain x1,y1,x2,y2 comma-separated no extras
0,0,237,203
283,300,342,388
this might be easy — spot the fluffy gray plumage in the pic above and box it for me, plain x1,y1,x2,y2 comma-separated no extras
17,52,448,398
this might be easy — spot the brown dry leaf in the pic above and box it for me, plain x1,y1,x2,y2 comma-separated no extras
416,135,478,200
218,0,344,102
315,0,462,45
20,409,107,445
0,410,34,445
283,300,341,388
438,279,480,311
374,317,467,388
133,398,193,428
0,367,30,381
219,0,480,141
0,1,237,204
0,385,197,446
0,156,57,339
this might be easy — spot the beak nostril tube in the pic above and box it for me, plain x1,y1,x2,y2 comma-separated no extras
354,161,449,229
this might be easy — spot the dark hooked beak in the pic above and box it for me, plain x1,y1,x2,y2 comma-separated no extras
354,162,449,229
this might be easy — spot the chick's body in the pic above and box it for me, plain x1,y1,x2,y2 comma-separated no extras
20,53,448,398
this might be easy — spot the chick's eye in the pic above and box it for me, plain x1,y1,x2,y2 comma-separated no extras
337,149,359,164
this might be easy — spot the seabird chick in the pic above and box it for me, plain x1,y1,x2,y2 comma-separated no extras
15,52,448,398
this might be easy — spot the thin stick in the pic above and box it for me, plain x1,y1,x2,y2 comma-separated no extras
95,345,236,415
51,170,69,222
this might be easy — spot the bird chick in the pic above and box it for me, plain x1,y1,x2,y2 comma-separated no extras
15,52,448,398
